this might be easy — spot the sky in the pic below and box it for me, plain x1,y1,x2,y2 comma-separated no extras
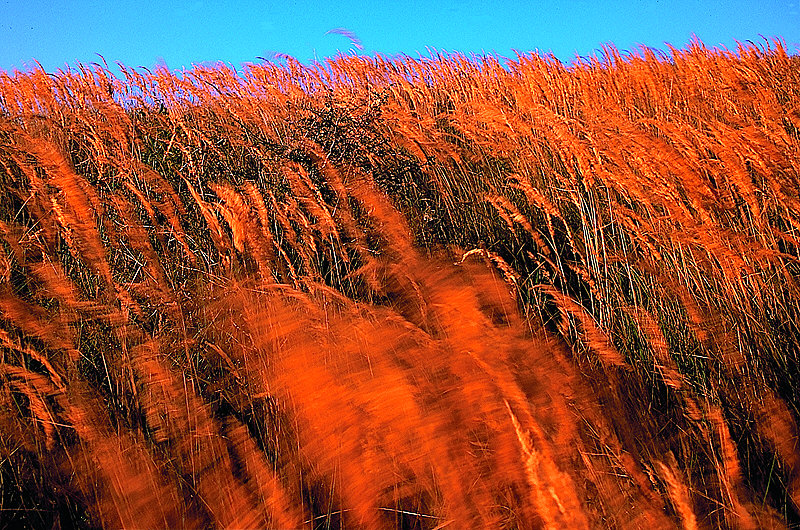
1,0,798,74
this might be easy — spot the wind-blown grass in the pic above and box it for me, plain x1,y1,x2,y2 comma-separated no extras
0,38,799,528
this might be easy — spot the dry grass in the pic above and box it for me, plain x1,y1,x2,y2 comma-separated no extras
0,38,798,528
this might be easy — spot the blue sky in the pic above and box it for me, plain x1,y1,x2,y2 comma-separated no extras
1,0,798,73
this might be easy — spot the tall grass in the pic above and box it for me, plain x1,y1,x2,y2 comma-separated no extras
0,38,798,528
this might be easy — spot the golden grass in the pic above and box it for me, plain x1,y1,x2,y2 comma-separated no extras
0,38,798,528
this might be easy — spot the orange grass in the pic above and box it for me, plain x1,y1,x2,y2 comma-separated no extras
0,38,799,528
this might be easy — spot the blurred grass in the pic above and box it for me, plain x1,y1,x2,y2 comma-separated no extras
0,39,799,528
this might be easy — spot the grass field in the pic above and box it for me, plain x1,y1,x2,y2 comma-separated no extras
0,38,799,528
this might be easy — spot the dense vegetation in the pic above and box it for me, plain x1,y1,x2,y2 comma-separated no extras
0,39,799,528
